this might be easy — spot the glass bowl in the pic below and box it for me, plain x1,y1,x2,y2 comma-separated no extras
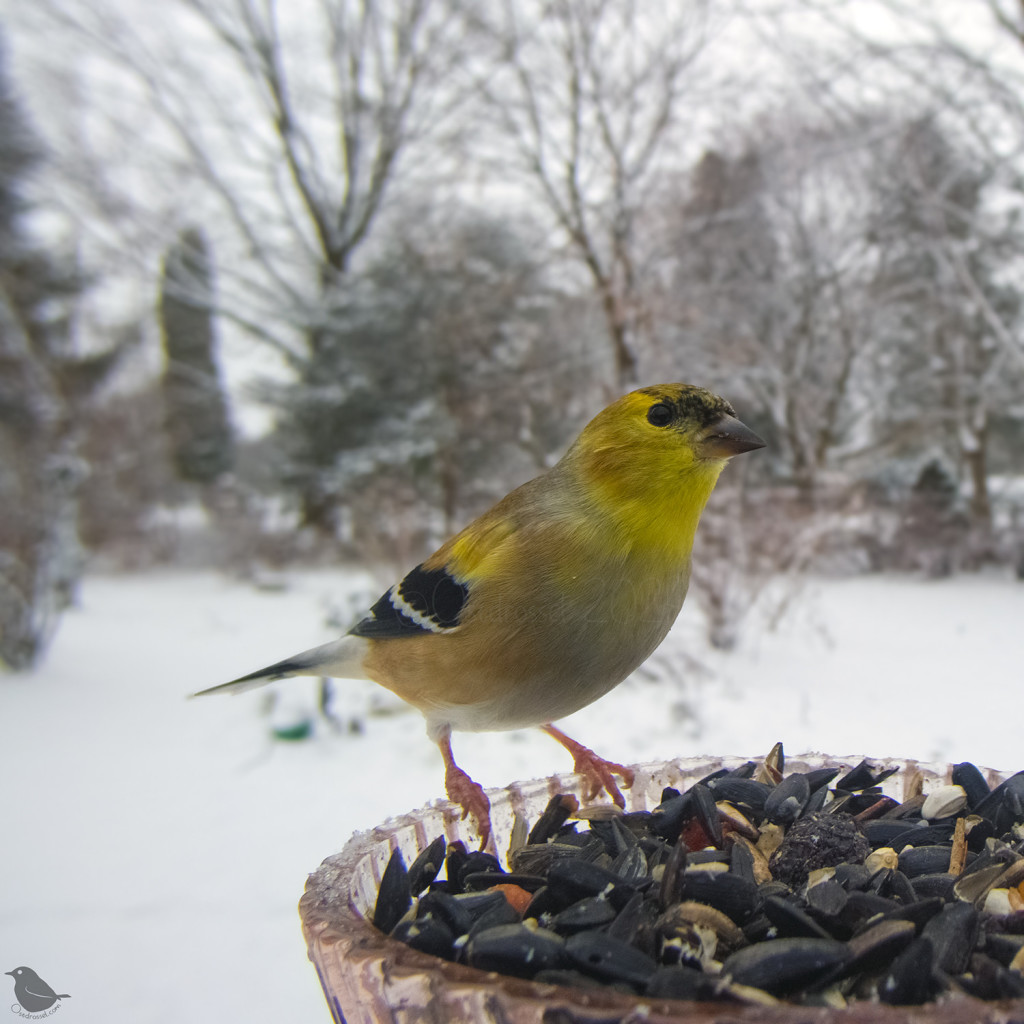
299,754,1017,1023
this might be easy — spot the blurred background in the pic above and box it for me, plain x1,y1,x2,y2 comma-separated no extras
1,1,1023,1020
1,0,1023,669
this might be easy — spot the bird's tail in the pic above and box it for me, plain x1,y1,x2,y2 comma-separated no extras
192,635,370,697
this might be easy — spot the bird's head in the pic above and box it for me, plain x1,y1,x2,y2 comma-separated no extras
576,382,764,472
6,968,31,978
566,383,765,554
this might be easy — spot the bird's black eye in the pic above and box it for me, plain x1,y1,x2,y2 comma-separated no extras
647,402,673,427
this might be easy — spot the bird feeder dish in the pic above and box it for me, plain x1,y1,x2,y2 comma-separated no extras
300,754,1021,1023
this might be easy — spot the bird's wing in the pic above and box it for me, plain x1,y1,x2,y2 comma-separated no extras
350,510,521,640
349,562,469,637
24,982,57,999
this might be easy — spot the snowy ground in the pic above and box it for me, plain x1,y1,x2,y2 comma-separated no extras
2,568,1022,1023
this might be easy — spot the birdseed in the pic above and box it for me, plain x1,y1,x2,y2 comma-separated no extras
372,747,1024,1008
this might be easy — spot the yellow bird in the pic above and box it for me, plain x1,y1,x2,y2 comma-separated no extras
195,384,765,846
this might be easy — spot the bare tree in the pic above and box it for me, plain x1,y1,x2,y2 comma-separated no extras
744,0,1024,365
15,0,474,528
664,96,1024,549
29,0,470,348
868,116,1023,530
665,113,908,494
468,0,720,388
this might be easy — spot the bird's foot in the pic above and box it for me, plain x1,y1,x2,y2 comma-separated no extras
541,723,635,808
444,762,493,851
436,728,493,851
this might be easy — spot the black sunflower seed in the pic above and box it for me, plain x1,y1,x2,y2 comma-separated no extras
565,931,658,987
372,847,411,933
528,794,579,845
677,870,760,925
467,895,521,938
722,936,852,995
897,845,954,878
975,772,1024,833
546,857,636,909
417,889,472,938
763,895,833,940
878,936,938,1005
960,953,1024,1000
407,835,446,895
920,901,979,975
805,879,848,919
379,754,1024,1010
690,782,724,846
708,777,773,814
764,772,811,825
550,895,617,934
952,761,991,810
909,873,957,901
465,923,565,978
984,932,1024,966
391,913,454,959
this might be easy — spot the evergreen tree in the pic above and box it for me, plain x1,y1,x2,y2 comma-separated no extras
273,207,565,545
158,228,234,485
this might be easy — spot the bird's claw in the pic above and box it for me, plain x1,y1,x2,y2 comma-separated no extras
444,762,494,851
571,750,634,808
541,724,634,809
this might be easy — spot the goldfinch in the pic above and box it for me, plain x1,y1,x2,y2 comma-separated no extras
195,384,764,846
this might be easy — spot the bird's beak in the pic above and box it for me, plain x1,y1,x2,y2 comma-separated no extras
699,414,766,459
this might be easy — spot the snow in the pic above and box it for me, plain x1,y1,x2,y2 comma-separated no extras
2,568,1022,1023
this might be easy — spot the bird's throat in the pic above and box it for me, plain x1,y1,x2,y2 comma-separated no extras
598,460,724,562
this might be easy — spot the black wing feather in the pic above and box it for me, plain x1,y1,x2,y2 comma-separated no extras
350,563,468,639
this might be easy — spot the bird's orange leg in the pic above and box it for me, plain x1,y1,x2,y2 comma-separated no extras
541,723,635,808
436,729,493,851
